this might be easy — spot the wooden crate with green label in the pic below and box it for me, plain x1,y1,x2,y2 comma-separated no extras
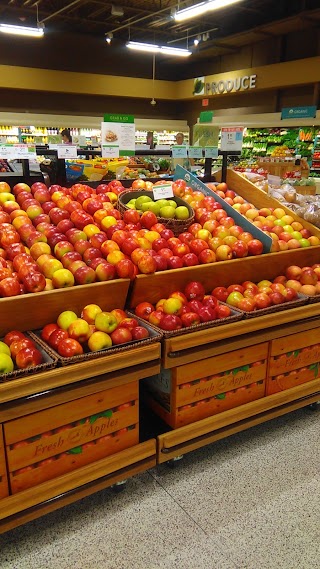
267,329,320,395
5,382,139,494
143,343,268,428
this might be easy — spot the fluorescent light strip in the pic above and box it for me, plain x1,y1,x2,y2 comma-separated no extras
175,0,243,22
0,23,44,37
126,41,191,56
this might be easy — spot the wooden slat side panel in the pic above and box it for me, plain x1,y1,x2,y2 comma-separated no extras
5,382,138,444
0,279,130,336
174,343,268,384
176,364,266,406
7,405,138,471
0,425,8,499
9,428,139,494
266,372,319,395
0,440,156,520
270,329,320,356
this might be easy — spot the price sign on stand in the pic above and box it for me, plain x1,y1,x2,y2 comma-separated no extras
102,114,135,157
57,145,78,159
153,183,174,200
188,147,203,159
101,145,119,159
205,146,219,158
0,144,36,159
172,145,188,158
220,127,244,152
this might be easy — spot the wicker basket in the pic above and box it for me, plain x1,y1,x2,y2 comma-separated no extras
0,332,57,383
117,190,194,236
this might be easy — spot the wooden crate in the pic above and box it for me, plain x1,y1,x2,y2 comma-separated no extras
216,168,320,240
0,425,9,499
266,329,320,395
143,343,268,428
4,381,139,494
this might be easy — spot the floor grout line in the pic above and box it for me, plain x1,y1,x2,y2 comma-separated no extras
146,469,241,569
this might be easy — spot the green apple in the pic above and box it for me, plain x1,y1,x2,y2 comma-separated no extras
88,331,112,352
142,202,161,215
160,206,176,219
95,311,118,333
0,353,14,374
57,310,78,330
175,206,189,220
156,199,169,209
166,200,177,209
135,196,153,210
0,341,11,356
299,238,311,247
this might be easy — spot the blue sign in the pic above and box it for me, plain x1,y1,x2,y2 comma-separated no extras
281,106,317,120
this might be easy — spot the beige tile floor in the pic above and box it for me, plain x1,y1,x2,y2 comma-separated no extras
0,407,319,569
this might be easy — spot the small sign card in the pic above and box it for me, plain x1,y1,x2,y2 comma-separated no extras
57,145,78,159
205,146,219,158
188,146,203,159
172,145,188,158
101,145,119,159
153,183,174,200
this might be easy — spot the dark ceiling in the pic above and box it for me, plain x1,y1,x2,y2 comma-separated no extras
0,0,319,53
0,0,319,81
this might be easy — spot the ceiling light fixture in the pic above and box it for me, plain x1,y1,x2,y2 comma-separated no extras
126,41,191,56
106,32,113,44
194,37,199,46
0,23,44,37
175,0,243,22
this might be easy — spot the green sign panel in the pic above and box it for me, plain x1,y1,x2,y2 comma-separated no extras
199,111,213,123
104,114,134,123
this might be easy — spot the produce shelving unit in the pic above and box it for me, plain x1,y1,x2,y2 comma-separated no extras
0,169,319,533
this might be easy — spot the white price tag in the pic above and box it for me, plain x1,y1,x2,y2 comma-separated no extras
220,127,243,152
172,145,188,158
101,145,119,159
153,183,174,200
205,146,219,158
57,145,78,159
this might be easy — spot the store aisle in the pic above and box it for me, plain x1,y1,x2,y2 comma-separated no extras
0,407,319,569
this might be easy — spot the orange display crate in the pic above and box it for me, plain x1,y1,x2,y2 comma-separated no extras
143,343,268,428
266,329,320,395
5,381,139,494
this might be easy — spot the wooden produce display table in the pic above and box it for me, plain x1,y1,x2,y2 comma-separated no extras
0,280,160,534
257,160,309,179
130,248,320,464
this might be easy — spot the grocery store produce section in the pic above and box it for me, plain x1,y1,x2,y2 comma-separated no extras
0,168,319,534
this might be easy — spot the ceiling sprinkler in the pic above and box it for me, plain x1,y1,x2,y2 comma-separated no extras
150,98,157,106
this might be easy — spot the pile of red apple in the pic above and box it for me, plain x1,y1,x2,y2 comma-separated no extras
0,330,42,375
204,182,320,251
40,303,150,357
134,281,232,332
0,177,267,298
212,278,300,312
274,264,320,297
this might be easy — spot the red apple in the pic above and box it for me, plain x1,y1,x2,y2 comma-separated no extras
254,293,271,309
231,241,248,258
15,347,42,369
22,272,46,293
212,286,228,302
160,314,182,331
57,338,83,357
184,281,205,301
41,323,59,343
110,327,132,345
135,302,154,320
247,239,263,256
131,326,149,340
74,266,96,285
0,276,20,297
